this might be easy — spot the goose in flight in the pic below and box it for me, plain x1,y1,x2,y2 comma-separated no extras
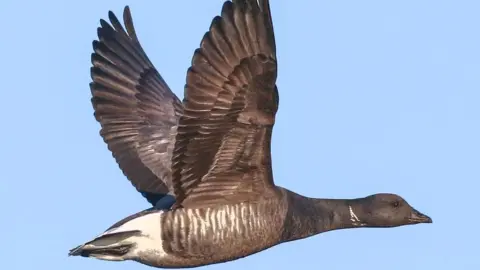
69,0,432,268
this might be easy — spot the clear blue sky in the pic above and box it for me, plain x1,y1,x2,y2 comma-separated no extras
1,0,478,269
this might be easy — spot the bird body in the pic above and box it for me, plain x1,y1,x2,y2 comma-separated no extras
70,0,432,268
72,190,286,268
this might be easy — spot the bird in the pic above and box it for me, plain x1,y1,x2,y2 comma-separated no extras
69,0,433,268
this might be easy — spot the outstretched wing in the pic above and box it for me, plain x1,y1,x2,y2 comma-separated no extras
171,0,279,209
90,7,183,207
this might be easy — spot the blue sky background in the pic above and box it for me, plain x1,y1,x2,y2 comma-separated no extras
1,0,478,269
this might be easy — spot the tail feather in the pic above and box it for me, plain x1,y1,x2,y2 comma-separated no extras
69,230,141,258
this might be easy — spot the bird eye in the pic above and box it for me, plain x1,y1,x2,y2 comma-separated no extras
392,201,400,208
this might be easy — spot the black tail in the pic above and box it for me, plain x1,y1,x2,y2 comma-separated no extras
70,243,133,258
68,230,141,257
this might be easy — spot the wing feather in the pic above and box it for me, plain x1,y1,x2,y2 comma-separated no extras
171,0,279,208
90,7,182,206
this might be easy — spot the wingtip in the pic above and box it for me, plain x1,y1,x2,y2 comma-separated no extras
107,10,116,23
123,5,132,20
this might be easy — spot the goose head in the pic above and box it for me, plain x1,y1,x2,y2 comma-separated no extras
349,193,432,228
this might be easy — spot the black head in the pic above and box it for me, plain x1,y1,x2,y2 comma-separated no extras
350,193,432,227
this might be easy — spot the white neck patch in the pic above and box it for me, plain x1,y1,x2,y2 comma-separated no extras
349,206,366,226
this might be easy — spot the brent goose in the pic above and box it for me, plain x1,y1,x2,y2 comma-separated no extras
69,0,432,268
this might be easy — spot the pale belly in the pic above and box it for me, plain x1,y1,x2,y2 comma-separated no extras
138,200,287,268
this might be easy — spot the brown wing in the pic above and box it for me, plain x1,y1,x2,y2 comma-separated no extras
91,7,183,206
171,0,279,209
